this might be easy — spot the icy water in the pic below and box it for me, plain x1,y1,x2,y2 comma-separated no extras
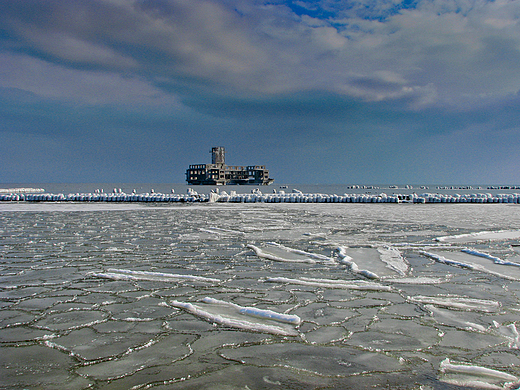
2,201,520,389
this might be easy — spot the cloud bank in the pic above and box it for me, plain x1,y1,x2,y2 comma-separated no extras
1,0,519,183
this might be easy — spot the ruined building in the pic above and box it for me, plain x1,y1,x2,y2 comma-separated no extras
186,147,274,185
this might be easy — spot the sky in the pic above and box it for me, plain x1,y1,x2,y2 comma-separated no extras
1,0,520,185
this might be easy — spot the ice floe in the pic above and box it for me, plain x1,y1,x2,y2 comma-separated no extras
264,277,393,291
424,304,488,332
436,230,520,243
383,276,451,284
492,321,520,349
247,244,316,264
169,297,301,336
420,250,520,281
439,358,519,389
462,249,520,267
377,246,409,276
336,246,408,279
91,269,221,283
199,227,246,236
336,246,379,279
265,242,335,263
408,295,501,312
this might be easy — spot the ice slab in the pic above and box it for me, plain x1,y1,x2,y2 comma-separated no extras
462,249,520,267
436,230,520,243
0,344,88,388
378,246,409,276
199,227,246,236
76,334,194,381
247,243,332,264
424,304,488,332
336,246,408,279
408,295,501,312
438,358,518,389
492,321,520,349
219,343,403,377
170,297,301,336
34,310,107,331
384,276,451,284
91,268,221,283
420,250,520,281
266,242,335,263
264,277,393,291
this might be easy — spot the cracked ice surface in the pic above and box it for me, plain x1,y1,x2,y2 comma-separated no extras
2,202,520,389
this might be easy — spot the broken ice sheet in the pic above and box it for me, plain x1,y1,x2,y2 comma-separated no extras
438,358,518,389
170,298,301,336
219,343,404,376
49,327,155,361
76,334,195,380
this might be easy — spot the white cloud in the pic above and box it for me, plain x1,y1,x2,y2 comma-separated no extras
0,53,181,106
1,0,520,108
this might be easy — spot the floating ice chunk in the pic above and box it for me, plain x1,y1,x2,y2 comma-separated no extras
492,321,520,349
91,269,221,283
384,276,451,284
169,298,300,336
462,249,520,267
439,358,518,389
408,295,501,312
247,244,316,264
436,230,520,243
377,246,409,276
199,227,246,236
264,277,392,291
339,245,409,278
419,251,474,269
424,304,488,332
336,247,379,279
420,250,520,281
201,297,301,325
266,242,335,263
336,246,379,279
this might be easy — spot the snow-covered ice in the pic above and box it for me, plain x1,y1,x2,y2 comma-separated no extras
2,199,520,389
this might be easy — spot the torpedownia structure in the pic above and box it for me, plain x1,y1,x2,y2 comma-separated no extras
186,147,274,185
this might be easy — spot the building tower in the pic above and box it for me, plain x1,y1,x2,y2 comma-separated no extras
211,147,226,166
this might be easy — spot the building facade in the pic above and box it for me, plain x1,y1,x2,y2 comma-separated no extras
186,147,274,185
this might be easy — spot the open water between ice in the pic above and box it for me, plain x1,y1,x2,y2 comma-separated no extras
2,201,520,389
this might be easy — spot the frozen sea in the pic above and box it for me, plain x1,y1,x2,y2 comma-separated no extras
2,184,520,389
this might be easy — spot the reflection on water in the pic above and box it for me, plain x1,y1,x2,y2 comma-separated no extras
1,202,520,389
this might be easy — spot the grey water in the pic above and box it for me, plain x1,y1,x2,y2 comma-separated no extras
2,187,520,389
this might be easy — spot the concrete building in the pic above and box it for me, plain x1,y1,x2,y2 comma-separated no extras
186,147,274,185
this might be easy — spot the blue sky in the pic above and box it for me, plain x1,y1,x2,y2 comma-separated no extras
1,0,519,185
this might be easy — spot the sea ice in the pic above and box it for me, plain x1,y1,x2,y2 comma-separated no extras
169,298,301,336
91,268,221,283
438,358,518,389
264,277,393,291
265,242,335,263
420,250,520,281
75,334,194,381
336,246,408,279
378,245,409,276
436,230,520,243
247,242,333,264
408,295,501,312
219,343,403,377
462,248,520,267
492,321,520,349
